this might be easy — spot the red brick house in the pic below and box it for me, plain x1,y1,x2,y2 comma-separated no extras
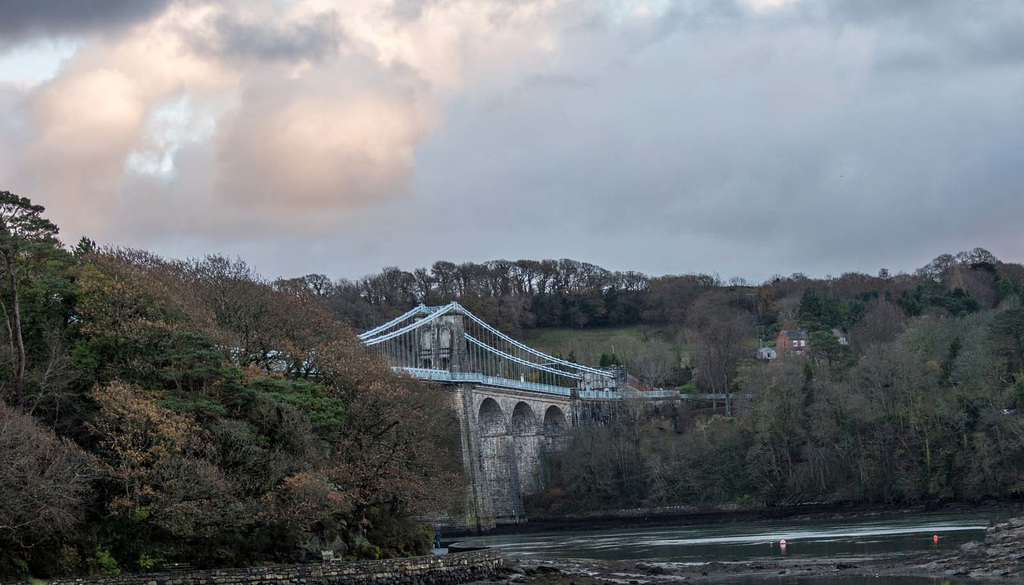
776,330,809,356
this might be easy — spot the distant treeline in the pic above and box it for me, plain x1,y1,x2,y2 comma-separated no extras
281,250,1024,400
298,249,1024,342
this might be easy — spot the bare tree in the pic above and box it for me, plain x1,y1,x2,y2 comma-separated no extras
0,402,92,551
619,337,676,387
687,293,750,416
849,299,905,355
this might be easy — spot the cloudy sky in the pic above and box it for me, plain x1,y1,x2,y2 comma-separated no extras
1,0,1022,281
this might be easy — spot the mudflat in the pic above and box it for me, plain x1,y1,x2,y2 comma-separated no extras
478,516,1024,584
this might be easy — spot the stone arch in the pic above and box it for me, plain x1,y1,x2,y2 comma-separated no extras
510,402,537,435
543,405,567,435
478,398,505,436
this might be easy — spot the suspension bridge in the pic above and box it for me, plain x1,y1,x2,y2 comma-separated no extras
359,301,677,399
360,302,680,527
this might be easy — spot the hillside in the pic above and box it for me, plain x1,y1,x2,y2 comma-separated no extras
518,326,693,388
0,193,461,579
3,192,1024,580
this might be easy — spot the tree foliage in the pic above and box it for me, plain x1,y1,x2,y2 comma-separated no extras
534,310,1024,512
0,191,61,406
0,193,461,579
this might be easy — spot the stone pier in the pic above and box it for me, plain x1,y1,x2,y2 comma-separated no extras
453,385,572,529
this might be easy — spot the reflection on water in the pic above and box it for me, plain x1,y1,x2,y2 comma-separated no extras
474,512,991,563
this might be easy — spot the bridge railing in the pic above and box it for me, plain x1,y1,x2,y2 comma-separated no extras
578,389,680,400
396,367,574,396
678,392,755,401
395,367,690,400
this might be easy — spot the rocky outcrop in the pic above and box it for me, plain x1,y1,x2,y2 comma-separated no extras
12,550,501,585
950,516,1024,579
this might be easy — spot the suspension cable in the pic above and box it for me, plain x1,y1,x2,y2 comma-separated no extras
464,333,581,381
450,303,612,377
362,302,458,346
358,304,432,340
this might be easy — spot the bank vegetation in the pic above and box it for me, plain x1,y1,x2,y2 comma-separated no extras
0,192,461,580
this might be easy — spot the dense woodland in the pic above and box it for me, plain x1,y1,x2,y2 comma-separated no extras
0,193,461,579
526,257,1024,515
3,189,1024,579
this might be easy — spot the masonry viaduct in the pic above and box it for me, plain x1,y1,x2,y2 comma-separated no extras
451,385,572,527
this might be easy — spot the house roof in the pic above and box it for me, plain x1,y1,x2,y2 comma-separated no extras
780,330,808,340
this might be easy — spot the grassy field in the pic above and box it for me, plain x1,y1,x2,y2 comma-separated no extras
519,325,650,350
518,325,690,368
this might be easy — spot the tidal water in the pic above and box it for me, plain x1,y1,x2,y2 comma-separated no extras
474,512,998,584
475,512,991,562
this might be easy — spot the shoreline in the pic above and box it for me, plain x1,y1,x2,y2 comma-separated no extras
448,499,1021,538
478,514,1024,585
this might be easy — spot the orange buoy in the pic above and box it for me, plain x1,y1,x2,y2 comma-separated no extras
933,535,939,542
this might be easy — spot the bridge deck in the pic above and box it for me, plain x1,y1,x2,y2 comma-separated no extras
395,367,680,399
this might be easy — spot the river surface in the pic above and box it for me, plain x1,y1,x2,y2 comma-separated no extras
473,512,999,583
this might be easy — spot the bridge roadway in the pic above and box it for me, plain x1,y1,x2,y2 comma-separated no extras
397,366,737,403
398,366,680,399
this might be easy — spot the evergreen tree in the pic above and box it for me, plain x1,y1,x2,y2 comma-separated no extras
0,192,60,407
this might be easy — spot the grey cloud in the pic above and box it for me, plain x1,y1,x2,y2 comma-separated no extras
0,85,28,185
521,73,596,91
302,0,1024,281
959,20,1024,66
822,0,1024,69
619,0,745,50
190,10,345,63
387,0,425,24
822,0,972,24
0,0,173,42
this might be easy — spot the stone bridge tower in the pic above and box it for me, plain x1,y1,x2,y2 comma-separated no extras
416,313,469,372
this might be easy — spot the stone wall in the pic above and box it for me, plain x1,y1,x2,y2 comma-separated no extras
13,550,501,585
453,385,572,527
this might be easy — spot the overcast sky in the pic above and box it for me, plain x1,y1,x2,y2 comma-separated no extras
1,0,1022,282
